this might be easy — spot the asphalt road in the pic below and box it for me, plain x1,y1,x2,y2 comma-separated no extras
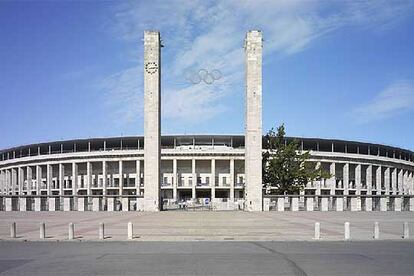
0,241,413,275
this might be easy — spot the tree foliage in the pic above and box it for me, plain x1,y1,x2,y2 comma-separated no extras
262,124,330,195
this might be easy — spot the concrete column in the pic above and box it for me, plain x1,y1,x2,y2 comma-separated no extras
365,197,372,211
244,30,263,211
398,169,404,194
336,197,344,211
19,197,27,211
329,162,336,195
5,197,12,211
263,198,270,211
380,197,387,211
26,166,33,193
191,159,196,199
36,166,41,195
409,197,414,211
394,197,402,211
343,163,349,195
403,170,409,194
376,166,382,192
391,168,397,194
107,197,115,211
34,197,41,211
0,171,4,195
355,164,361,195
92,197,100,211
86,162,92,196
11,168,17,195
122,197,129,211
384,167,390,194
291,196,299,211
172,159,177,201
277,197,284,211
143,30,161,212
119,160,123,196
136,160,141,197
47,164,52,195
321,197,328,211
78,197,87,211
211,159,216,200
18,167,24,194
230,158,235,201
48,197,57,211
366,165,373,194
350,197,361,211
72,163,78,195
306,197,314,211
102,161,107,196
59,164,64,195
63,197,71,211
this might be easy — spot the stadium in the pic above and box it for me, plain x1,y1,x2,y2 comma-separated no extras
0,30,413,212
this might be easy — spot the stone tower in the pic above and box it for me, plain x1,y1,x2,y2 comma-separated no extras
143,31,161,211
244,30,263,211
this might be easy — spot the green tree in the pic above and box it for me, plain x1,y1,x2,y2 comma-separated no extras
262,124,330,195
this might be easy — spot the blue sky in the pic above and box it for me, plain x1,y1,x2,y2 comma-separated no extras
0,0,414,150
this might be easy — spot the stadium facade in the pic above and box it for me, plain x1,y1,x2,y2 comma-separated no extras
0,30,413,211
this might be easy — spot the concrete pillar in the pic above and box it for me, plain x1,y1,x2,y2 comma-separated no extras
391,168,397,194
350,197,361,211
143,30,161,212
5,197,12,211
191,159,196,199
336,197,344,211
107,197,115,211
343,163,349,195
230,158,235,201
86,162,92,196
36,165,41,195
128,222,133,240
122,197,129,211
344,222,350,241
403,222,409,239
59,164,64,196
321,197,328,211
329,163,336,195
291,196,299,211
366,165,373,194
136,197,144,211
11,168,17,195
172,159,177,201
118,160,123,196
34,197,41,211
394,197,402,211
376,166,382,192
410,197,414,211
136,160,141,197
18,167,24,194
244,30,263,211
306,197,314,211
380,197,387,211
48,197,57,211
26,166,33,194
92,197,100,211
211,159,216,200
398,169,404,194
384,167,390,194
72,163,78,195
355,164,361,195
102,161,107,195
47,164,52,195
314,222,320,240
374,222,379,239
19,197,27,211
277,197,285,211
78,197,87,211
263,198,270,211
365,197,372,211
63,197,71,211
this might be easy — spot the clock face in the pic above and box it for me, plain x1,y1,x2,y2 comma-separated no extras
145,62,158,74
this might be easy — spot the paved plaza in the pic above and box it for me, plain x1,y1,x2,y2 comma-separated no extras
1,240,414,275
0,211,413,241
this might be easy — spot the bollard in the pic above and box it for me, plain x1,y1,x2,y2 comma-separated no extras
10,222,16,238
314,222,320,240
99,223,105,240
373,222,379,240
403,222,409,239
40,222,46,239
344,222,350,241
128,222,133,240
68,222,74,240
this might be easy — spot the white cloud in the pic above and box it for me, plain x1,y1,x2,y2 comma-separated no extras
101,0,414,126
352,80,414,123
